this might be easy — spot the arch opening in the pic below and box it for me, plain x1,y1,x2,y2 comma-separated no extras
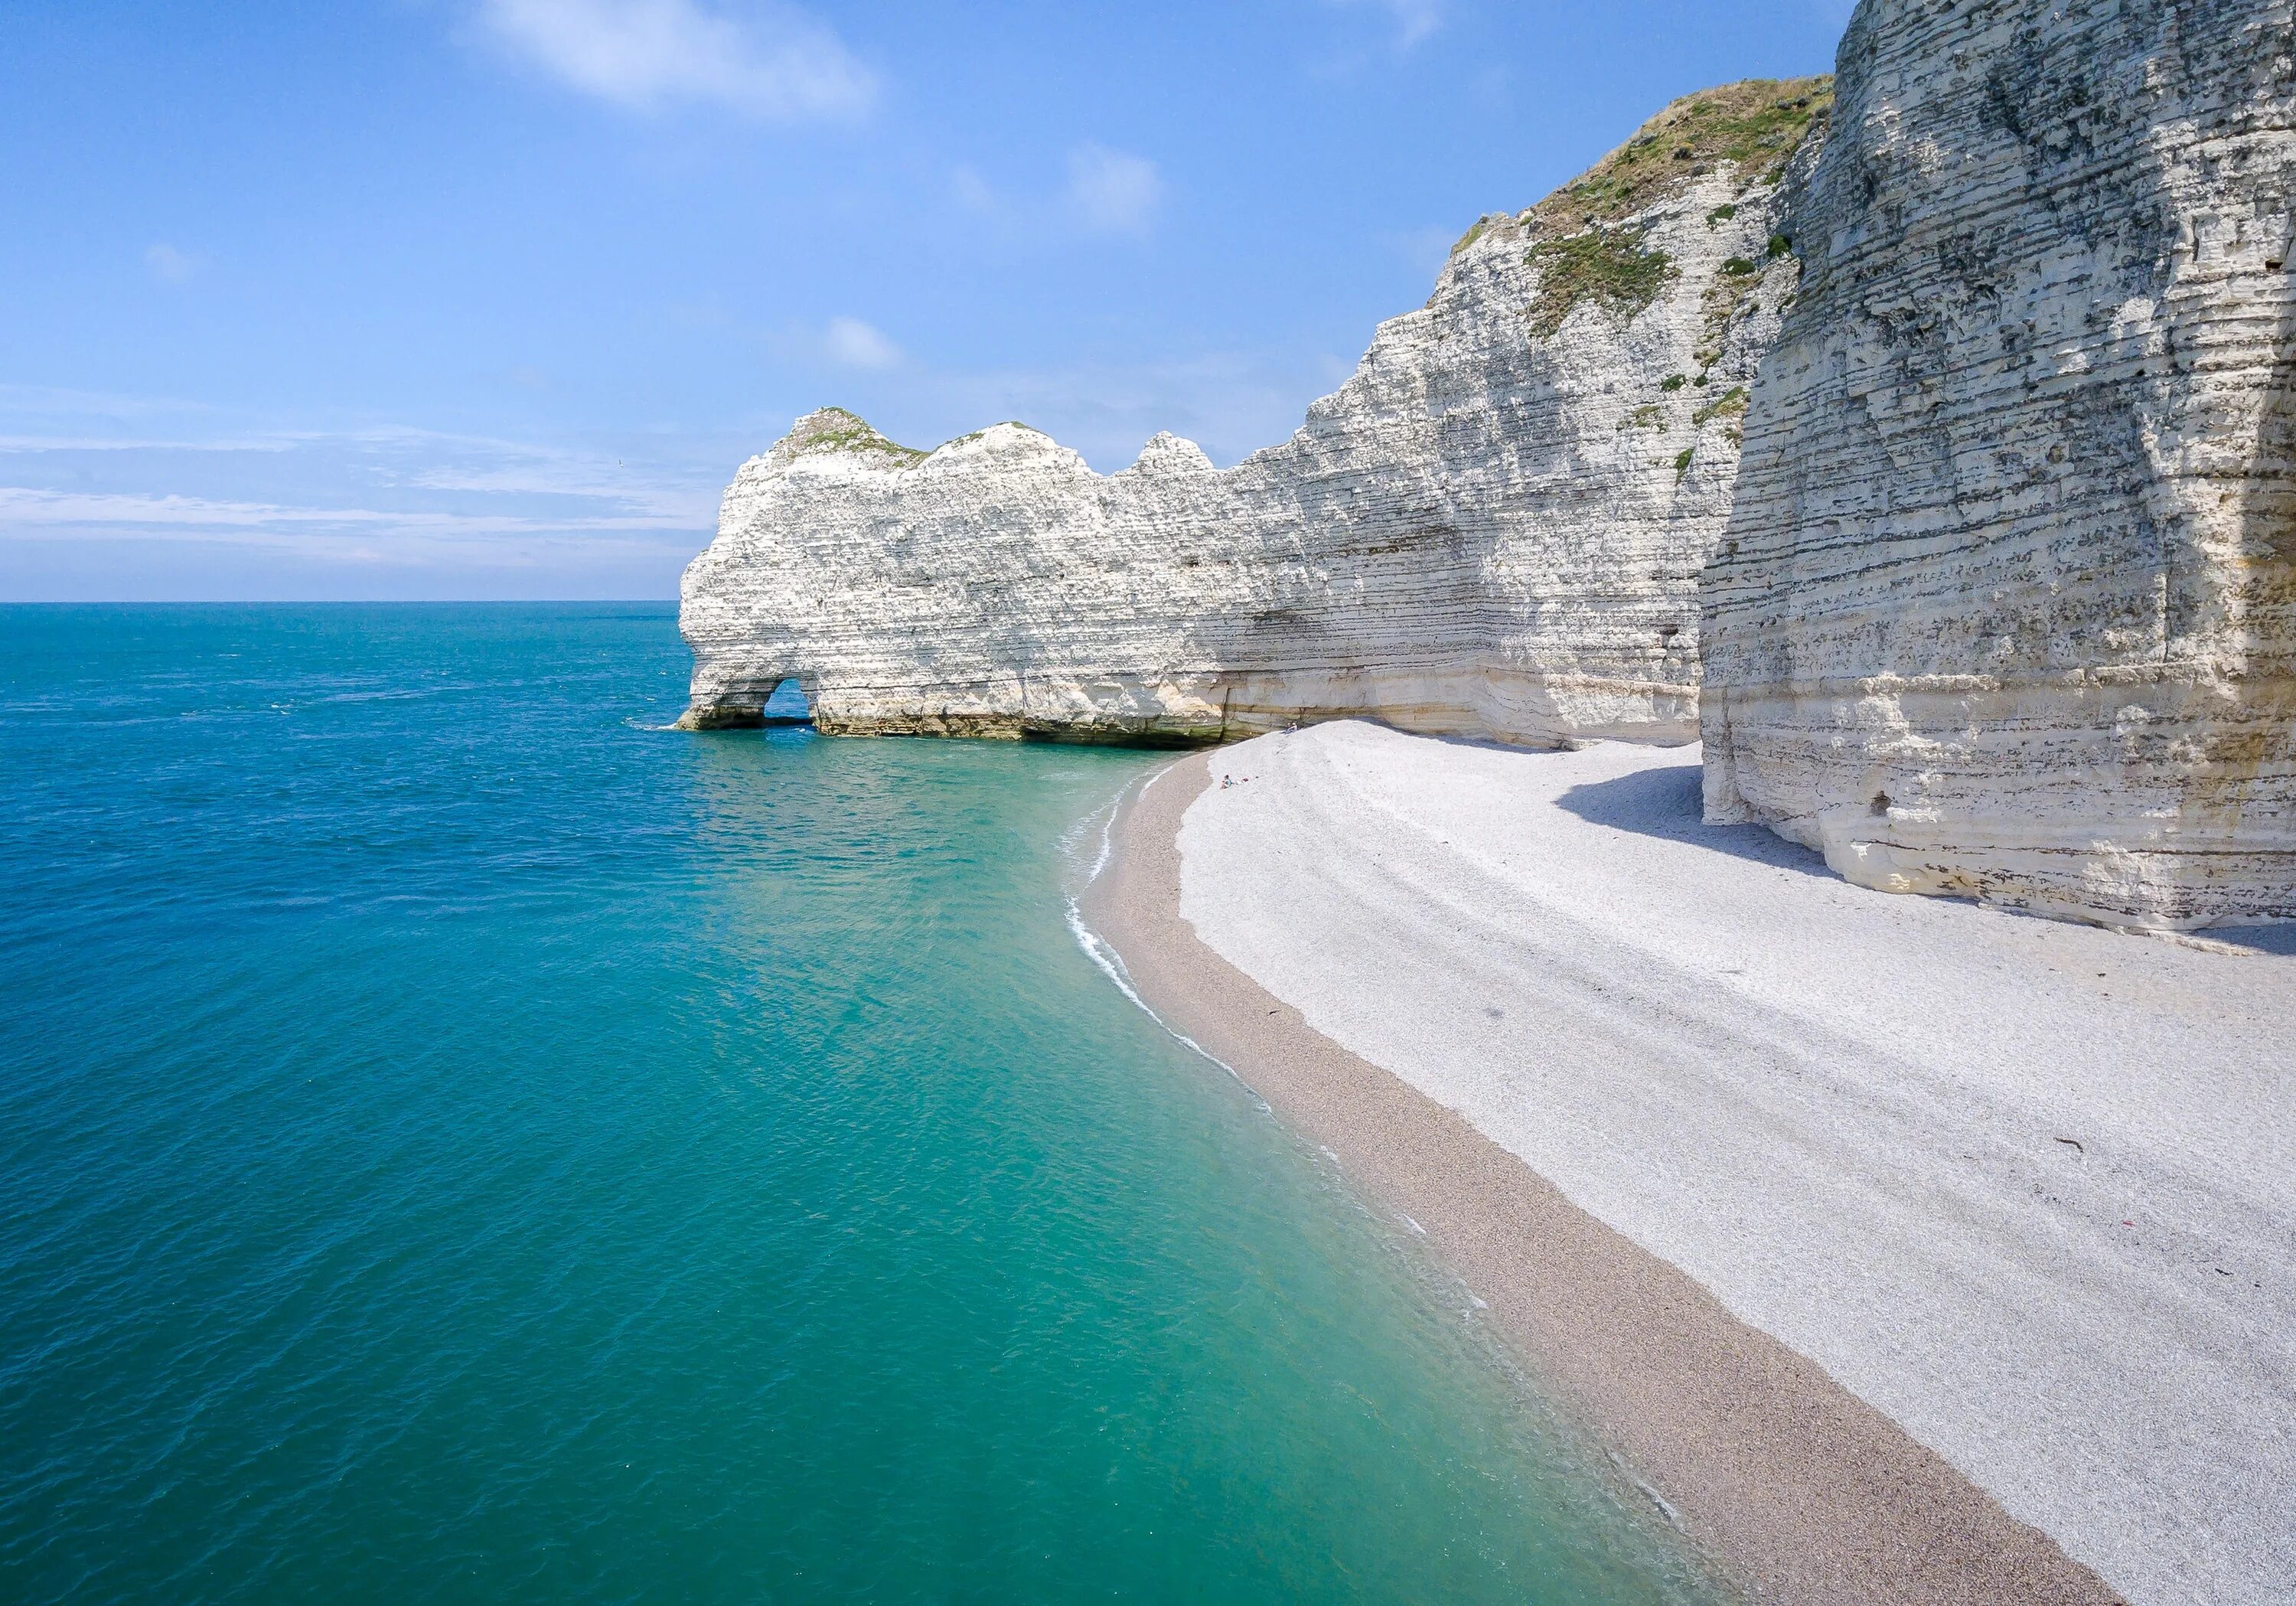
760,677,814,727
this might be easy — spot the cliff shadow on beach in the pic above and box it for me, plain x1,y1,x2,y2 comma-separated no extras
1554,756,1835,880
1555,755,2296,954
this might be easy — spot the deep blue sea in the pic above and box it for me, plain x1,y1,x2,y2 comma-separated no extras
0,605,1715,1604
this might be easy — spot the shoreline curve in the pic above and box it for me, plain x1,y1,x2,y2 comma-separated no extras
1078,746,2121,1606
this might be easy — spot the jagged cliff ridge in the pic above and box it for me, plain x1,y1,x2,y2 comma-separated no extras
679,80,1830,745
1702,0,2296,929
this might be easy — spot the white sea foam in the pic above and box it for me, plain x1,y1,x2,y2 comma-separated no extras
1062,765,1257,1095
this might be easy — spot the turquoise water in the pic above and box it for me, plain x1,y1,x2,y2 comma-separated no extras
0,605,1715,1604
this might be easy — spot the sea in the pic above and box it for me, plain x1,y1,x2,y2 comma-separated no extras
0,604,1719,1604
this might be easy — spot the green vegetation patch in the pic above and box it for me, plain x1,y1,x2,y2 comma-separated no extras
1620,403,1667,432
1692,386,1751,448
787,407,928,465
1450,217,1492,256
1692,387,1750,428
941,421,1040,452
1523,76,1833,237
1660,373,1688,392
1706,203,1738,227
1524,225,1675,338
1700,245,1786,360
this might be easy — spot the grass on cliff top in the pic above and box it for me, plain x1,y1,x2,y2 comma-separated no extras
785,407,929,465
1523,76,1833,236
1523,226,1675,338
1447,77,1831,267
1512,77,1828,340
947,422,1036,447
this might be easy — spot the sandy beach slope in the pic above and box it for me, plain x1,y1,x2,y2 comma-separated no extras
1081,721,2294,1606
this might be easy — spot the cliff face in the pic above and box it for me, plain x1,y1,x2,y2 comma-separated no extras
679,80,1830,746
1702,0,2296,929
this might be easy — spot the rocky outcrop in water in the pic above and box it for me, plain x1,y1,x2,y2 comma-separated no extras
1701,0,2296,929
679,80,1831,746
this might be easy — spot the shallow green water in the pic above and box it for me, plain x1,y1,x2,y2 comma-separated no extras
0,604,1716,1604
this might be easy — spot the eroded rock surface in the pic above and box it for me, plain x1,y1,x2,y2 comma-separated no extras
1702,0,2296,929
680,80,1830,747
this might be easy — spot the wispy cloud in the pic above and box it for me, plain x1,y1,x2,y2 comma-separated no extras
0,388,774,596
949,164,996,214
822,316,902,370
1325,0,1444,47
0,400,725,588
0,485,691,537
1065,145,1163,236
472,0,875,119
0,433,292,455
145,243,204,284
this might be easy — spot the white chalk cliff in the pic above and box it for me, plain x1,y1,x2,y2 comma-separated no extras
1701,0,2296,929
680,80,1832,746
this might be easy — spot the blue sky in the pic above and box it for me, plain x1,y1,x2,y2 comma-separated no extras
1,0,1851,600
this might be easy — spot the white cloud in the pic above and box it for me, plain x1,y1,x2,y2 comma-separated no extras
1065,145,1163,236
823,316,902,370
473,0,874,119
1326,0,1443,47
145,243,202,283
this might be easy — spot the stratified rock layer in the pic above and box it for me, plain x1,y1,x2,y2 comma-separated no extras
680,81,1830,747
1701,0,2296,929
